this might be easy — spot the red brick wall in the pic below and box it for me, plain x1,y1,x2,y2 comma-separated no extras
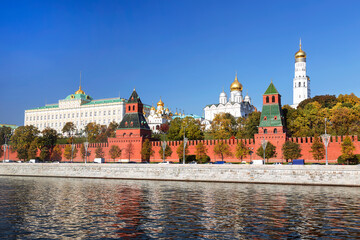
5,135,360,164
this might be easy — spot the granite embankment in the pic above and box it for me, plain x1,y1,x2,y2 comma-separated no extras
0,163,360,186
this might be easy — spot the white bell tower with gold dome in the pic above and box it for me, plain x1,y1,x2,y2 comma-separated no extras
292,39,310,108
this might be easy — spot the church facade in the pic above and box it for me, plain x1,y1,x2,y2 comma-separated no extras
203,74,255,122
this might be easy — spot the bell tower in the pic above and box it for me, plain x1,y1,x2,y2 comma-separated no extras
292,39,310,108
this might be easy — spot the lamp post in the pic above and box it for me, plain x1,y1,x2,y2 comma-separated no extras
71,143,75,163
261,138,268,164
321,118,331,165
84,141,89,164
182,123,188,164
162,141,167,163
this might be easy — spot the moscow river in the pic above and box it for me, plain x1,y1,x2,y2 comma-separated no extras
0,177,360,239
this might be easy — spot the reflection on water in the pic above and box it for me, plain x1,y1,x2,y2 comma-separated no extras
0,177,360,239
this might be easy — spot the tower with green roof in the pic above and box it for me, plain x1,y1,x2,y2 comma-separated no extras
255,81,286,153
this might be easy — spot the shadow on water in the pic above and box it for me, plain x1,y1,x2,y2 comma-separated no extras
0,176,360,239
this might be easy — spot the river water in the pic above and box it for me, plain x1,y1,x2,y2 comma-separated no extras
0,177,359,239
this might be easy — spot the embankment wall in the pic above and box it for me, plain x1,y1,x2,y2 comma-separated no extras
1,163,360,187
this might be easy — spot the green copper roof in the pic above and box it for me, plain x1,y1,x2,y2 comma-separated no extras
259,104,283,127
82,98,125,105
65,93,93,101
28,104,59,110
0,124,18,130
264,82,279,95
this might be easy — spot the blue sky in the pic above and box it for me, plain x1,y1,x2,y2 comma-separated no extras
1,0,360,125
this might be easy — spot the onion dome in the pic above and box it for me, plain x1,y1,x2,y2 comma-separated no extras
157,97,164,107
230,74,243,92
151,106,156,111
295,39,306,59
75,85,85,95
219,89,227,98
244,93,251,102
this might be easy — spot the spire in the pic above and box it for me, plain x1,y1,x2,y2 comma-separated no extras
299,38,302,50
75,71,85,95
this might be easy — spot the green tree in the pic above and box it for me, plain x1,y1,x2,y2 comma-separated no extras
40,147,50,161
0,126,12,146
341,136,355,165
159,145,173,160
235,141,249,160
125,142,134,161
62,122,76,137
180,117,204,140
63,145,77,161
210,113,237,139
213,141,232,161
195,142,208,162
167,118,183,141
310,136,325,161
51,145,62,162
27,139,39,160
237,111,262,139
106,121,119,138
282,141,302,161
176,142,189,162
256,142,277,162
141,139,154,161
95,145,105,158
109,145,122,162
11,125,39,160
38,128,58,158
80,144,90,161
298,95,337,109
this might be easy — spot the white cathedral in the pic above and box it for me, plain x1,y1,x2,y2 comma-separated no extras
292,39,310,108
204,74,255,123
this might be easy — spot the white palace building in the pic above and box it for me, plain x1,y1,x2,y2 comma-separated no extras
204,74,255,122
24,85,126,134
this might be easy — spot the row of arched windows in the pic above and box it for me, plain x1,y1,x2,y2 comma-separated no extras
265,96,276,103
263,128,277,134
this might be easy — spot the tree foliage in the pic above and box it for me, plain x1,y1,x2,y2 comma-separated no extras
282,141,302,160
109,145,121,161
62,122,76,137
159,145,173,160
195,142,208,162
256,142,277,161
213,141,232,161
210,113,237,139
125,142,134,160
168,117,204,141
95,145,105,158
310,136,325,161
63,145,77,160
236,112,261,139
235,141,249,160
341,136,355,164
0,126,12,146
176,142,189,161
11,125,39,160
51,145,62,162
141,139,154,161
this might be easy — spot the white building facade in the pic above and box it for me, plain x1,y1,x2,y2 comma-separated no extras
204,74,255,123
24,85,126,134
145,98,172,133
292,40,310,108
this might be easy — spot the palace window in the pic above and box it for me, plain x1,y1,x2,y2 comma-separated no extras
113,110,116,115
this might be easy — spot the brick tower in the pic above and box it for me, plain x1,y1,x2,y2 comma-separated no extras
108,89,152,161
254,81,286,158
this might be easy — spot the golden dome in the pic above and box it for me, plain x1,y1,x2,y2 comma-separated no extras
230,74,243,92
295,39,306,59
151,106,156,111
75,85,85,95
157,97,164,107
